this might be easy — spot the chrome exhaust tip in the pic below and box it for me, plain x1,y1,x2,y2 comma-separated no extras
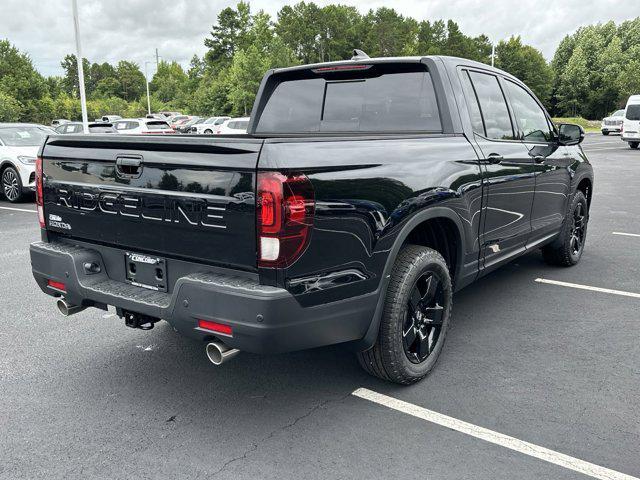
56,298,86,317
206,341,240,366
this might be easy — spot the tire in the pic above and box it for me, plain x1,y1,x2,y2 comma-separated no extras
542,191,588,267
204,129,213,134
602,131,609,136
357,245,453,385
629,142,639,149
1,166,24,203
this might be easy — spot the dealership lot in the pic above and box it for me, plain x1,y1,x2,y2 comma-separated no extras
1,133,638,479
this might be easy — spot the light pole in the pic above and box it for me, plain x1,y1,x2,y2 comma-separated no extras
491,43,496,67
144,61,152,115
71,0,89,133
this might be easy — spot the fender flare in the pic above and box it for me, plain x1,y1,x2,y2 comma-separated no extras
354,206,466,351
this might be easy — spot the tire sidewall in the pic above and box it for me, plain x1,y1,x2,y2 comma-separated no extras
385,248,453,379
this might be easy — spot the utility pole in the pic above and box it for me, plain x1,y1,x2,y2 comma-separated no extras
71,0,89,133
491,43,496,67
155,48,159,68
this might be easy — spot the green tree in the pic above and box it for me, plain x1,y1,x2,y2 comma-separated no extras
0,91,23,122
115,60,145,101
60,53,90,97
0,39,47,121
150,60,188,104
362,8,418,57
204,1,253,70
556,45,590,117
495,36,554,105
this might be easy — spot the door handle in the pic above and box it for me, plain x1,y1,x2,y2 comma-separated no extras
486,154,503,164
115,155,143,178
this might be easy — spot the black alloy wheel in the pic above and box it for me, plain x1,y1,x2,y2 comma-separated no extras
402,271,445,364
569,201,586,260
2,167,22,202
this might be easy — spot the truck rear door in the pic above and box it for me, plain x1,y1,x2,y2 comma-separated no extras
40,135,262,271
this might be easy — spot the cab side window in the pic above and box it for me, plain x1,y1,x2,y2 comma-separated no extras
460,70,485,135
468,71,515,141
505,80,553,142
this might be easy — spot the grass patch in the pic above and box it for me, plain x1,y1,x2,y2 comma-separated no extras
552,117,601,133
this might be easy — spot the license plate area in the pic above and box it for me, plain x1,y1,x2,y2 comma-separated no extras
125,252,167,292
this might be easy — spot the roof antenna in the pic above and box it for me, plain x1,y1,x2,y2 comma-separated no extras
351,49,370,61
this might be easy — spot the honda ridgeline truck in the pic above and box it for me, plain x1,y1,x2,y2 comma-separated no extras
30,54,593,384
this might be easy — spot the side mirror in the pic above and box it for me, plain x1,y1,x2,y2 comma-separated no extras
558,123,584,146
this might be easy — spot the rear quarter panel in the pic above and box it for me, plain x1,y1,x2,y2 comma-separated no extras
259,135,483,305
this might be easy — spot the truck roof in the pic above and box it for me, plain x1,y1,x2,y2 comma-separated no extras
271,55,517,82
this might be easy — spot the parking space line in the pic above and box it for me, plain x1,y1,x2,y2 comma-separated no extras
352,388,638,480
535,278,640,299
612,232,640,238
0,206,36,213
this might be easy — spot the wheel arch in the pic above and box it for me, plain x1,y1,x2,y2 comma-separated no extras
576,176,593,209
355,206,466,351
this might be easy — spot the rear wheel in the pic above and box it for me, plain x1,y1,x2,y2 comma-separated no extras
204,129,213,134
1,166,24,203
629,142,639,149
357,245,453,384
602,130,609,136
542,191,588,266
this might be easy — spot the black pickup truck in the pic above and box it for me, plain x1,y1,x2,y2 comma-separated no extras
30,54,593,384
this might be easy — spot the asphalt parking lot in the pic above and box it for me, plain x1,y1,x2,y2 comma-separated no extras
1,133,639,480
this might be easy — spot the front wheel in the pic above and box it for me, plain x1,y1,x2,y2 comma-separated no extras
2,166,24,203
629,142,639,149
542,190,588,266
204,129,213,134
357,245,453,384
602,130,609,136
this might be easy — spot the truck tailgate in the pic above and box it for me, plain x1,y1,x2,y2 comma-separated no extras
41,135,262,270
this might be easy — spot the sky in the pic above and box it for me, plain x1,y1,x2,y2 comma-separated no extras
2,0,639,77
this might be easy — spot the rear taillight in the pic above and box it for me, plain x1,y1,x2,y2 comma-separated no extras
47,280,66,292
257,172,314,268
198,319,233,336
35,156,44,228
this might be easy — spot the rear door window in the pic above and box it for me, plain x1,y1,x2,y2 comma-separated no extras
256,66,442,133
626,105,640,121
468,71,515,140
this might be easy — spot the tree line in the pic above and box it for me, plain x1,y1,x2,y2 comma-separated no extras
1,2,639,124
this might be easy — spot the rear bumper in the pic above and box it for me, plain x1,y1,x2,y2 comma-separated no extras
601,126,621,133
30,241,376,354
621,135,640,143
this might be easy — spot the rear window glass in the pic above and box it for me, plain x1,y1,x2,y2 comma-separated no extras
626,105,640,121
228,121,248,130
146,121,170,130
255,66,441,133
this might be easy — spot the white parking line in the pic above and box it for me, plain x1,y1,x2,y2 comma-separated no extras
352,388,638,480
535,278,640,299
613,232,640,238
0,206,36,213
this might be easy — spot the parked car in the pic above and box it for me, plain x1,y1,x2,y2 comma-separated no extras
159,111,181,118
215,117,250,135
191,116,230,134
0,123,53,202
621,95,640,148
168,115,191,128
112,118,175,134
51,119,70,127
54,122,118,134
29,55,593,384
97,115,122,123
146,114,166,120
600,109,625,135
176,116,201,133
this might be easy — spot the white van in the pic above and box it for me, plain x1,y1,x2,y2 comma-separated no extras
621,95,640,149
